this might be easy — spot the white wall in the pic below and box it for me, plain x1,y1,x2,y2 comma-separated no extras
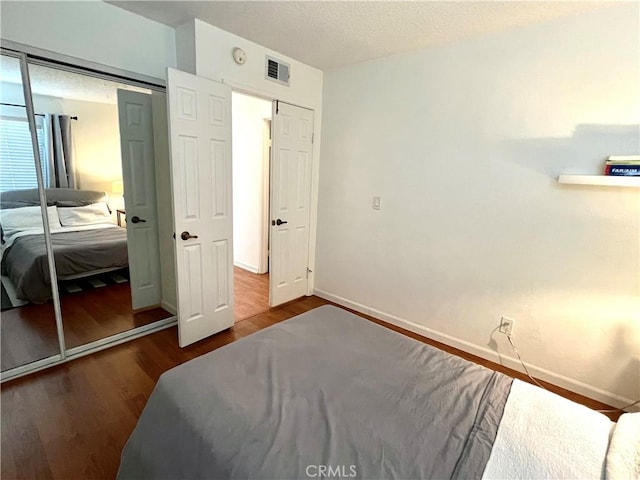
191,20,323,109
43,97,121,194
232,91,272,273
177,20,324,291
174,21,197,75
316,4,640,407
0,0,175,81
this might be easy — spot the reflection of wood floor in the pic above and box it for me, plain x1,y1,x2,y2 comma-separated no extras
234,266,269,322
1,283,170,372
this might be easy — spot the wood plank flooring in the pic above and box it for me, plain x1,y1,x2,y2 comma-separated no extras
1,283,171,372
233,266,269,322
1,294,621,480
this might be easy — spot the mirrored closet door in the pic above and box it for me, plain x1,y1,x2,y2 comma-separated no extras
0,47,176,380
0,52,63,372
28,61,176,354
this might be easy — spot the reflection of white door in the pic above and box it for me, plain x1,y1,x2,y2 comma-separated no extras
117,90,162,310
269,102,314,306
167,68,234,347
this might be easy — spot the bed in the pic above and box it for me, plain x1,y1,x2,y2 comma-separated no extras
0,188,128,303
118,305,639,479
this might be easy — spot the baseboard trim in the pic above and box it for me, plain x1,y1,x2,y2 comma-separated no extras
161,300,177,315
314,289,637,411
234,261,260,274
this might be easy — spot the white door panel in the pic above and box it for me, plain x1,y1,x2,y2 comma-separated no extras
167,68,234,347
270,102,314,306
117,90,162,310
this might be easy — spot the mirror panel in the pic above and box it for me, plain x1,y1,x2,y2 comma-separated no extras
26,61,175,350
0,53,61,372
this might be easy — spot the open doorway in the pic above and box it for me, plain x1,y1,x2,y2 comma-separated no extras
231,91,272,322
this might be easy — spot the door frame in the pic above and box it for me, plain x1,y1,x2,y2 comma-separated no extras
259,118,271,275
228,84,319,300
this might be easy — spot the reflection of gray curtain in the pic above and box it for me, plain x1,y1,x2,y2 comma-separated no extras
46,114,77,188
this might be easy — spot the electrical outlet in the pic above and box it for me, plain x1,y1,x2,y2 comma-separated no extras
499,316,515,336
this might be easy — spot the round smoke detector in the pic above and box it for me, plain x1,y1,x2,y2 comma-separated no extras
232,47,247,65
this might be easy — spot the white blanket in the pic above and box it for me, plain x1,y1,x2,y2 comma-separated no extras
606,412,640,480
483,379,614,479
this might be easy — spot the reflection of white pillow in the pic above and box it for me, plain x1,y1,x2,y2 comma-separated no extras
58,202,112,226
0,205,61,238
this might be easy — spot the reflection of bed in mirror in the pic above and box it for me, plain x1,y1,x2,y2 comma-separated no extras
0,188,128,304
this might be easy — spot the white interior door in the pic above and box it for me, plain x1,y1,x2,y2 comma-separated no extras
117,89,162,310
167,68,234,347
269,101,314,306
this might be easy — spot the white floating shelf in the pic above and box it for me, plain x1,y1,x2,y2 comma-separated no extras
558,174,640,188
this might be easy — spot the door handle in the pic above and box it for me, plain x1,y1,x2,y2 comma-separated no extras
130,216,146,224
181,231,199,240
272,219,288,226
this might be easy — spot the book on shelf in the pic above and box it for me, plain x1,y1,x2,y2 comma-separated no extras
607,155,640,162
604,155,640,175
605,164,640,176
605,160,640,166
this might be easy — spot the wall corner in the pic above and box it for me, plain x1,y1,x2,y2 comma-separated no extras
174,19,197,74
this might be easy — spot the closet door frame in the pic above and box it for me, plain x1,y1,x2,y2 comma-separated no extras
0,48,65,378
0,44,177,383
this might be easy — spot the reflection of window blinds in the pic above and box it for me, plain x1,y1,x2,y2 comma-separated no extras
0,117,47,192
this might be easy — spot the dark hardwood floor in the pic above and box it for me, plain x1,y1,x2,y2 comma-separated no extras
1,294,621,479
1,283,171,372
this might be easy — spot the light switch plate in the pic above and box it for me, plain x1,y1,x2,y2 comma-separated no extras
373,196,381,210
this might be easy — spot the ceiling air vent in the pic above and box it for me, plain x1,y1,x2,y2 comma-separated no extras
265,55,290,86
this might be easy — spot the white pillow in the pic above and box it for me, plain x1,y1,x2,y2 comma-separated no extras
57,202,112,227
0,205,61,239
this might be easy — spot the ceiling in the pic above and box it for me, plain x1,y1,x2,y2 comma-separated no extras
107,1,611,70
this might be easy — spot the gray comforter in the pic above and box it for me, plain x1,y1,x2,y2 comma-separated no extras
1,227,128,303
118,305,513,480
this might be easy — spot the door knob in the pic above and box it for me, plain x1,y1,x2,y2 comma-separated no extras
181,231,199,240
130,216,146,224
273,219,288,226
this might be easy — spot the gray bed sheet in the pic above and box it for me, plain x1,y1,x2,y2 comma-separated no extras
118,305,513,480
1,227,128,303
